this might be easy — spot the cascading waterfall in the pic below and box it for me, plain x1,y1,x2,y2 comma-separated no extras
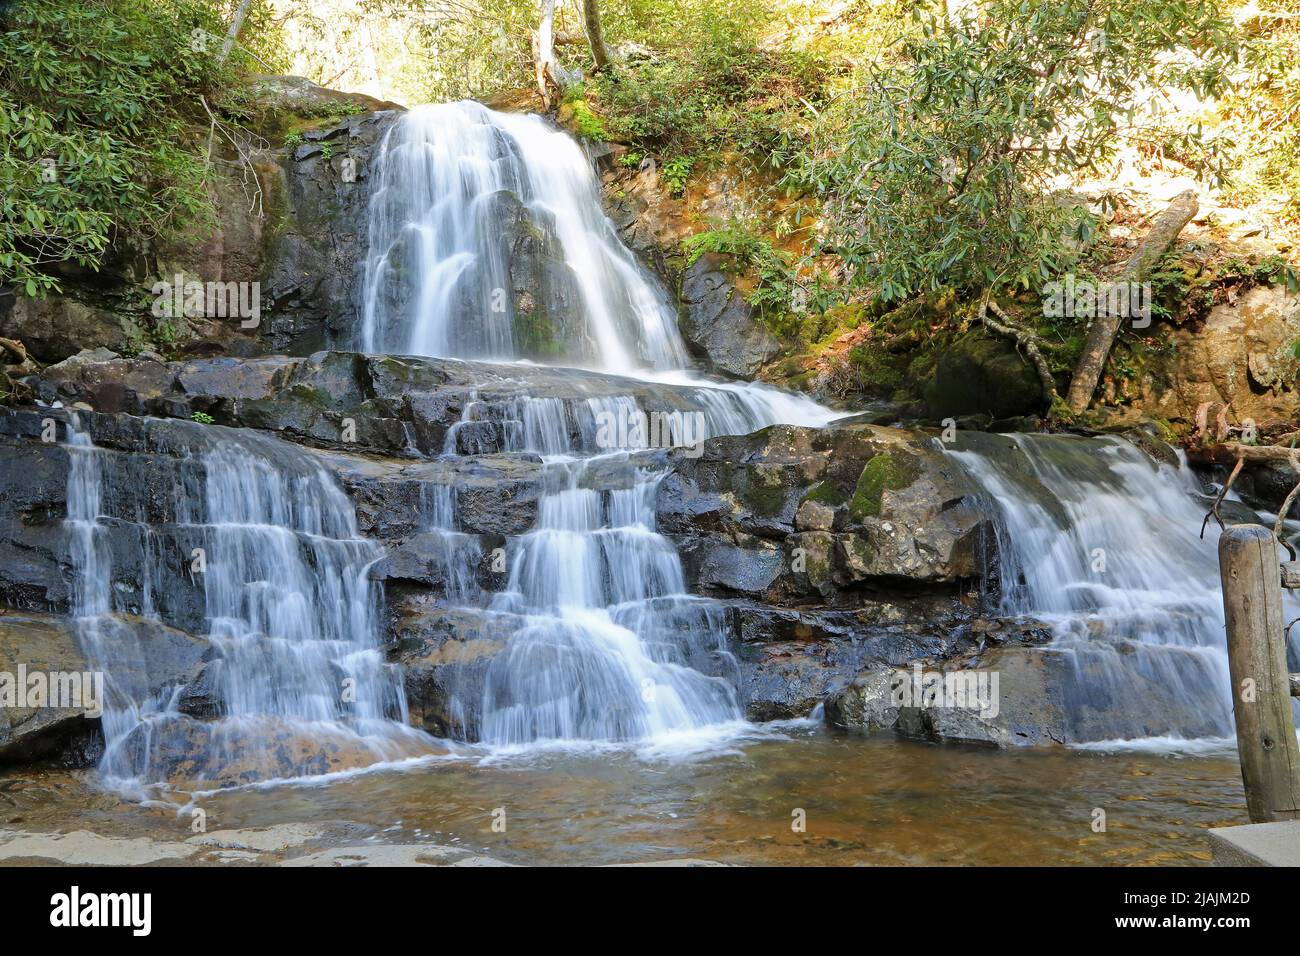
361,102,834,751
481,403,742,748
360,101,689,372
65,418,429,790
948,433,1294,745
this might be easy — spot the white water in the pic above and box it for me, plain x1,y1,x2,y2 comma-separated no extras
360,101,688,372
65,419,430,791
950,433,1298,746
359,102,835,754
436,399,747,749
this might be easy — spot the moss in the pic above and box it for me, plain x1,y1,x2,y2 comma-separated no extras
512,306,566,358
287,383,333,409
562,99,608,142
849,453,919,522
801,479,846,507
724,460,790,517
741,481,790,517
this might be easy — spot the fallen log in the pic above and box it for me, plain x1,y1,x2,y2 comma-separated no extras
1065,189,1199,415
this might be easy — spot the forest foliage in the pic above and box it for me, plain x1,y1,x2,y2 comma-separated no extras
1,0,1297,350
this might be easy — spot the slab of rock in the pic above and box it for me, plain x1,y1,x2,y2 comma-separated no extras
678,254,784,377
659,421,994,602
0,611,208,765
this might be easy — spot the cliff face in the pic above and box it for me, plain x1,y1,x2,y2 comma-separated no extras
1,342,1016,764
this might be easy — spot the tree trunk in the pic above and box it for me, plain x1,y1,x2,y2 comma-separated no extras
581,0,615,72
218,0,254,65
1064,189,1198,415
532,0,561,108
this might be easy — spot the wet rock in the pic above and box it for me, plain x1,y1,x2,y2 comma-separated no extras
660,421,994,600
32,350,770,460
261,111,402,354
823,669,900,733
387,598,520,738
117,715,434,790
0,611,209,765
730,602,969,720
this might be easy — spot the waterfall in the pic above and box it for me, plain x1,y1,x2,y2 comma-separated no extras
64,419,430,791
358,102,834,753
360,101,690,372
948,432,1298,746
477,399,743,749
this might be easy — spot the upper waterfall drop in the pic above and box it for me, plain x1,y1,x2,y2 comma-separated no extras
359,101,690,374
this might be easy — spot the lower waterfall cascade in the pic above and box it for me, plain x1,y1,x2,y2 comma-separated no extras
949,432,1299,746
65,418,431,791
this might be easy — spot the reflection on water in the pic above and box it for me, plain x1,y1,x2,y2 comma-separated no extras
0,729,1247,866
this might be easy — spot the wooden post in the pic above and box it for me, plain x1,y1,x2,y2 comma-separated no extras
1218,524,1300,823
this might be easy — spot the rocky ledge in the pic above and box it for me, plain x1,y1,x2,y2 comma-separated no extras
0,347,1044,761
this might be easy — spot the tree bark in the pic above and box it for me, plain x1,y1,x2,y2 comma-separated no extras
581,0,615,72
218,0,254,65
532,0,561,108
1064,189,1199,415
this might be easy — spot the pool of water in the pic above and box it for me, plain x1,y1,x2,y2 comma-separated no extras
0,727,1249,866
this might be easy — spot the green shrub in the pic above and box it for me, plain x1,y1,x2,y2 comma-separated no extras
793,0,1235,304
0,0,277,295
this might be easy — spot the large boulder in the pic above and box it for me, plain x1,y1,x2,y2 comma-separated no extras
923,329,1046,420
658,421,994,603
677,254,784,378
822,623,1224,747
0,296,149,366
0,611,208,765
1131,284,1300,425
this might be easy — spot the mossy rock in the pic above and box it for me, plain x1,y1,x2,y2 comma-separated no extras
800,479,847,507
923,329,1045,420
849,452,920,522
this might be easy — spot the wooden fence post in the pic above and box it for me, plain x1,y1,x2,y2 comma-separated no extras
1218,524,1300,823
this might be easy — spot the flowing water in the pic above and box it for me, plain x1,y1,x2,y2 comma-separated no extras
949,432,1299,746
360,101,689,371
356,101,834,754
65,420,430,793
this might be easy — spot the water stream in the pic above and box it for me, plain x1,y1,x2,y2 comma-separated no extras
65,420,430,792
949,432,1298,745
357,101,834,755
